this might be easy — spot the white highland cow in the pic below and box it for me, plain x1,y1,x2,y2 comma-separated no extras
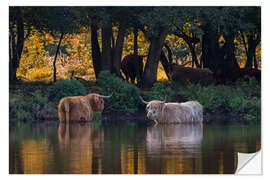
140,96,203,124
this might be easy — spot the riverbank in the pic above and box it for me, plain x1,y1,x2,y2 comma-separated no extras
9,72,261,124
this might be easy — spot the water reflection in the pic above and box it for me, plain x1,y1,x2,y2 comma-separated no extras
146,124,203,154
9,122,260,174
57,122,104,174
200,124,261,174
145,123,203,174
9,123,56,174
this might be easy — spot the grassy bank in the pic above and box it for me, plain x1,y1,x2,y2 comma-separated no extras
9,71,261,124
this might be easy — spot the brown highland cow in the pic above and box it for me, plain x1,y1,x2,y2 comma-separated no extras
121,54,144,84
170,64,213,84
58,93,111,123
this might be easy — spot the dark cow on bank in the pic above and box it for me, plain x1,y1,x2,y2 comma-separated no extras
169,64,214,84
121,54,144,84
215,67,261,83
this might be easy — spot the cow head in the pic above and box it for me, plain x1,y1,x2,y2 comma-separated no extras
140,96,168,120
88,93,112,112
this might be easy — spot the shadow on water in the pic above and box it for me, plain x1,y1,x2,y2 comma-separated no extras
9,119,260,174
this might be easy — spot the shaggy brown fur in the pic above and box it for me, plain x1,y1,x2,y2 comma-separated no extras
58,93,109,123
121,54,144,84
170,64,213,84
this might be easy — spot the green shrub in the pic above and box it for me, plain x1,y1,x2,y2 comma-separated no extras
10,90,58,122
181,82,261,123
10,99,34,121
235,77,261,95
244,114,257,123
30,90,57,120
50,79,87,100
144,82,174,102
31,90,49,106
182,83,227,112
97,71,140,113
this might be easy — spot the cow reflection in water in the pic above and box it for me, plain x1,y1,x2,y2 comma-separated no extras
146,123,203,174
58,123,104,173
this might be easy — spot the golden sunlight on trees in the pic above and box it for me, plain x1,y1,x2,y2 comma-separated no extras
10,7,261,87
17,30,52,81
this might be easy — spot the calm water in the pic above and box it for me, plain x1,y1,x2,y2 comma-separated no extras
9,121,261,174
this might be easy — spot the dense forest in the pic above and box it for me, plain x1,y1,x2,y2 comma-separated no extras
9,7,261,86
9,7,261,124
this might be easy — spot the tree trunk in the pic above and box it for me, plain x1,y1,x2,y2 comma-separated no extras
9,26,12,63
134,26,138,56
160,43,173,80
91,18,102,78
111,31,115,49
160,49,171,80
9,7,24,83
200,23,221,72
240,30,248,59
223,32,240,70
141,29,168,88
181,33,200,68
111,24,125,76
245,45,255,69
133,26,144,85
9,24,17,83
53,32,64,82
101,22,112,72
245,33,259,69
189,42,201,68
164,43,173,64
173,29,200,68
253,52,258,69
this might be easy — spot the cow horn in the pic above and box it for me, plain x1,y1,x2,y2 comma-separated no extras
139,96,149,104
98,93,113,99
163,95,168,103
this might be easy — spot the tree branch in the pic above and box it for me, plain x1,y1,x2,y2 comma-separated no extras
164,43,173,64
240,30,248,58
173,25,200,44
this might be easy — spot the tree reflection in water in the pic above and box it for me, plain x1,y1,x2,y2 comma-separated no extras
9,122,260,174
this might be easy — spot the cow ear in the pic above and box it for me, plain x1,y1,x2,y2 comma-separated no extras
163,95,168,103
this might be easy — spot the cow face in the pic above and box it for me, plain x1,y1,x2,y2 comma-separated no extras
140,96,168,121
92,95,105,111
145,101,165,120
89,94,112,112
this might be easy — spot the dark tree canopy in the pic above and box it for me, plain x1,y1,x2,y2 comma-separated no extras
9,6,261,86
